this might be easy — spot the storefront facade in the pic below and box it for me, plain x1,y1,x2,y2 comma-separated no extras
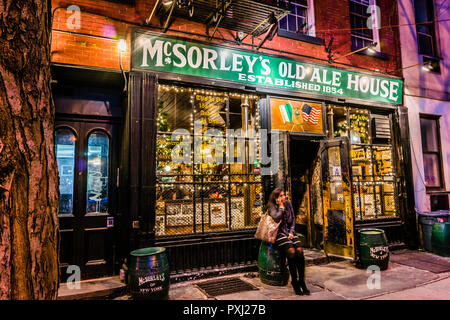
127,30,415,278
50,0,414,281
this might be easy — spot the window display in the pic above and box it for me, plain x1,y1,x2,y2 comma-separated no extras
155,84,263,236
329,105,399,220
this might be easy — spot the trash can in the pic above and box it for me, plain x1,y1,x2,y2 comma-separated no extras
431,222,450,257
418,211,450,252
258,241,289,286
358,228,389,270
128,247,170,300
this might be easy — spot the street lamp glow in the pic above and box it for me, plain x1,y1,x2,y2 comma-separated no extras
367,42,377,54
422,61,433,72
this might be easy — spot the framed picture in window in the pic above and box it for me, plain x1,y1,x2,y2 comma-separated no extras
209,202,227,227
166,203,182,216
195,203,209,224
352,166,362,177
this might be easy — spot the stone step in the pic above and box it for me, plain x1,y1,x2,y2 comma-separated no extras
57,276,126,300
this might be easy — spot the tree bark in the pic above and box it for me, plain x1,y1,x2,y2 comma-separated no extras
0,0,59,299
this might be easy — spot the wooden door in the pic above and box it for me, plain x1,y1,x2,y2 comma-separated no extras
55,120,118,280
320,137,356,259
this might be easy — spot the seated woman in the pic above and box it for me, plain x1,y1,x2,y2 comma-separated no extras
266,188,310,295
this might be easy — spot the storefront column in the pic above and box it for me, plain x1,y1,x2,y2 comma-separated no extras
128,71,158,249
397,106,418,248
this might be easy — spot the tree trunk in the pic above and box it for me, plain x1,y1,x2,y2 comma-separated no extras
0,0,59,299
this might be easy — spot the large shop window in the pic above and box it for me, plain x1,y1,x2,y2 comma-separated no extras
330,106,398,220
155,85,263,236
420,116,444,189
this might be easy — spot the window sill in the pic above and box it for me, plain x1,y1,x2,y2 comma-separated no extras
277,29,324,46
353,47,389,60
426,189,448,194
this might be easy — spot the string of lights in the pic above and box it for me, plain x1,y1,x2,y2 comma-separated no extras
310,19,450,36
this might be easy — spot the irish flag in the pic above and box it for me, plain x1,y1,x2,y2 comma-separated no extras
279,104,293,124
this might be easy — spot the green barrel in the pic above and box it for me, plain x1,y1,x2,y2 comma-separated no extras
258,241,289,286
358,229,390,270
431,223,450,257
128,247,170,300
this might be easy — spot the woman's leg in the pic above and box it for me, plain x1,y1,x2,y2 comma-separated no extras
285,248,302,295
295,247,310,295
285,248,297,281
276,238,302,295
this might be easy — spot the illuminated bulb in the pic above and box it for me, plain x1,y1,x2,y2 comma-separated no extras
118,39,127,53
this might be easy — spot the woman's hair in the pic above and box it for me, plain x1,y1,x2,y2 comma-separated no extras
265,188,284,211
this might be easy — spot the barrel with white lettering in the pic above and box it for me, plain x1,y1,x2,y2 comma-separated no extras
128,247,170,300
358,229,390,270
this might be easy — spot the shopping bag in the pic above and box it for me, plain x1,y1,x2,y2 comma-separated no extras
254,212,281,244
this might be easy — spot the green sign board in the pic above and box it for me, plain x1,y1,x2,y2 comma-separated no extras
133,31,402,104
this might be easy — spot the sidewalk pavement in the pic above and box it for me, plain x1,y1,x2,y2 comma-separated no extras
165,250,450,300
58,248,333,300
58,249,450,300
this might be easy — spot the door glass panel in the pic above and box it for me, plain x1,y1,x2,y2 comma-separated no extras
86,131,109,213
328,146,344,203
56,129,76,214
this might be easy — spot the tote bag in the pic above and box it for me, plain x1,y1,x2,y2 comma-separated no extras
254,211,281,244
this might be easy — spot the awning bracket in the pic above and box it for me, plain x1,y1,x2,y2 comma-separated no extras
206,0,233,39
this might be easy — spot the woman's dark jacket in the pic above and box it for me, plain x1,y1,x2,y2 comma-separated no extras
268,200,296,239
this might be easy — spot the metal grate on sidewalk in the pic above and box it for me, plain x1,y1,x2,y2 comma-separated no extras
195,277,259,297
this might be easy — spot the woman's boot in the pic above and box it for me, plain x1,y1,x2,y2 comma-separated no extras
296,254,310,295
287,258,302,295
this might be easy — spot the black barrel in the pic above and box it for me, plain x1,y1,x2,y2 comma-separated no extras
258,241,289,286
128,247,170,299
358,228,390,270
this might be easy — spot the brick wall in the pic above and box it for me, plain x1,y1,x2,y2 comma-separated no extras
51,0,402,75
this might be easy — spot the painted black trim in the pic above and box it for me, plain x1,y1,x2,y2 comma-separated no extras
277,29,324,45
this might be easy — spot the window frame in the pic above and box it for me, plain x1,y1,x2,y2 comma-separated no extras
349,0,381,53
155,85,264,237
329,105,400,221
420,114,445,191
413,0,439,57
277,0,323,45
